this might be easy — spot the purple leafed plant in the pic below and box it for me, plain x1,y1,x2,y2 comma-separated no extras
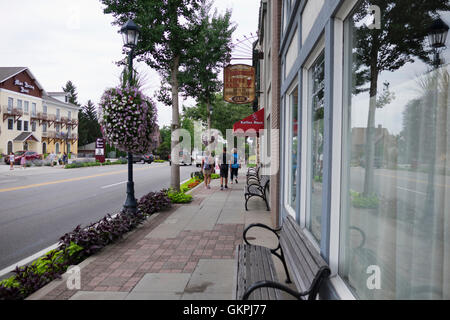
138,190,172,215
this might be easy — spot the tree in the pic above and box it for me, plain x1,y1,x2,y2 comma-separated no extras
101,0,205,192
179,0,236,134
155,125,171,160
82,100,102,144
183,93,253,137
351,0,450,196
62,80,80,107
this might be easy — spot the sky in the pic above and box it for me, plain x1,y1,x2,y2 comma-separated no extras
0,0,260,127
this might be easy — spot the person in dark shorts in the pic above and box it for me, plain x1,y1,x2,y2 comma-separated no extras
230,148,240,184
220,146,230,190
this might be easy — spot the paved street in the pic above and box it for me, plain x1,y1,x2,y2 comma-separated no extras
0,162,197,271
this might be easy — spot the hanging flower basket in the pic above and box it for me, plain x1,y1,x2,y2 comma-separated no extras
99,86,157,154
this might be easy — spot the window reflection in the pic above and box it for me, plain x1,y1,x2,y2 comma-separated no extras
288,86,298,211
339,1,450,299
308,52,325,242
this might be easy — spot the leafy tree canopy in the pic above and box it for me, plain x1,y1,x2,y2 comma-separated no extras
183,93,253,136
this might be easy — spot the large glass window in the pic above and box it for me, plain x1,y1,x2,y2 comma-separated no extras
339,1,450,299
307,52,325,243
32,103,36,116
287,85,299,212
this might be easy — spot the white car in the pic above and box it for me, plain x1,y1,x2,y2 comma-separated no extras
194,151,206,167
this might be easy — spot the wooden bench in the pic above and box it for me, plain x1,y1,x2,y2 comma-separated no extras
234,215,331,300
244,175,270,211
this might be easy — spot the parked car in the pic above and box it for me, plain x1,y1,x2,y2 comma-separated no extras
4,151,43,165
169,150,192,166
132,153,154,164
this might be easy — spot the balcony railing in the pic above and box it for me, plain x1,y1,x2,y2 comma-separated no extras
2,105,23,121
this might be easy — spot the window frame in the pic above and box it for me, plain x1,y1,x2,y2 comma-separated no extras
8,118,14,130
301,36,325,249
284,78,299,218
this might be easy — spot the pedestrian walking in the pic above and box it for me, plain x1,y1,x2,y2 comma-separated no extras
9,152,15,170
202,150,213,189
20,154,26,169
63,152,68,165
49,151,55,167
219,146,229,190
230,148,240,184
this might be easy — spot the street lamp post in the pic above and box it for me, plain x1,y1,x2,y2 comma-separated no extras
121,19,140,214
424,17,448,220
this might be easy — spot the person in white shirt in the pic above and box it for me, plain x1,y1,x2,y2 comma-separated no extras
9,152,15,170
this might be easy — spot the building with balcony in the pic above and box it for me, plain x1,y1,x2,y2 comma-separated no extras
0,67,80,157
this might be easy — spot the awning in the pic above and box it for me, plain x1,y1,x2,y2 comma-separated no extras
13,132,39,142
233,108,265,137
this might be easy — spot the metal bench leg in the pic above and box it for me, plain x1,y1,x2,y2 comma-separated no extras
264,197,270,211
273,249,292,284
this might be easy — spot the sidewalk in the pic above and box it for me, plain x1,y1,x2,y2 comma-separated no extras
27,172,279,300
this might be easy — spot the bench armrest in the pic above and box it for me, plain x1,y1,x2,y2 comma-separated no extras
242,280,302,300
243,224,282,248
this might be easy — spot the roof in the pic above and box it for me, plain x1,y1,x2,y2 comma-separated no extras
47,92,67,96
13,132,39,142
0,67,45,92
42,93,80,110
0,67,27,83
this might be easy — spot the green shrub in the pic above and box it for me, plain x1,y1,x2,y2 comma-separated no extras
350,190,379,209
167,189,193,203
154,159,165,163
211,173,220,179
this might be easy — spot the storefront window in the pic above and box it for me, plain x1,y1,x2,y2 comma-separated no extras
339,1,450,299
287,85,299,211
307,52,325,243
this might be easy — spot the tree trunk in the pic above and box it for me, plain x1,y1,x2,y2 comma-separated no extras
206,100,211,145
363,64,379,197
170,55,181,192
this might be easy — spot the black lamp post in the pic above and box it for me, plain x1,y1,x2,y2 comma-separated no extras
428,18,449,68
424,17,448,221
121,19,140,214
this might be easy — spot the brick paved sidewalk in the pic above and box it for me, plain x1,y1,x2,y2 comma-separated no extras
28,172,275,300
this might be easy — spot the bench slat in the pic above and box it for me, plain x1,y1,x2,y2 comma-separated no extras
250,246,262,300
259,246,281,300
236,244,281,300
284,220,319,276
235,215,330,300
280,227,313,292
280,216,327,295
237,245,247,300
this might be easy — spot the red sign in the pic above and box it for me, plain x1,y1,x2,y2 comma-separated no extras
95,138,105,163
233,108,264,137
223,64,256,104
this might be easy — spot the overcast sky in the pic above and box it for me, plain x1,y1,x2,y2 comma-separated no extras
0,0,260,127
